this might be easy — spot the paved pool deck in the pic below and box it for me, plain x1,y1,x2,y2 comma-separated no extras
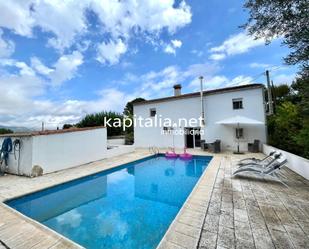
0,149,308,249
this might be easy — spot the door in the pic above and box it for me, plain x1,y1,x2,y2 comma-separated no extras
185,128,201,148
185,128,194,148
194,128,201,147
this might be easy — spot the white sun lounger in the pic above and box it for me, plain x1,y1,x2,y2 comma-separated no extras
237,153,281,168
237,151,276,166
233,159,288,186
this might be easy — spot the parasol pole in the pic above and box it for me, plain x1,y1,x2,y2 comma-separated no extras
237,123,240,153
172,129,175,152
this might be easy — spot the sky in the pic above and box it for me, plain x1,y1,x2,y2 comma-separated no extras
0,0,298,129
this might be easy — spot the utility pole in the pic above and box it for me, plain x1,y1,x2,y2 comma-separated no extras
199,76,205,126
266,70,273,115
271,80,276,113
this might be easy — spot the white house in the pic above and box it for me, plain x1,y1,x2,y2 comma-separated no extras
133,84,267,152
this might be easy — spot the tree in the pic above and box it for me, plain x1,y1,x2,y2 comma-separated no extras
292,70,309,158
243,0,309,70
123,98,145,145
244,0,309,158
77,111,124,137
62,124,74,129
123,98,145,116
0,128,13,135
267,102,303,155
291,69,309,117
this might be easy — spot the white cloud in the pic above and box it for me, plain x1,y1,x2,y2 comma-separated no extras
0,58,258,129
164,39,182,55
0,1,34,37
0,51,83,87
97,39,127,65
0,0,192,57
164,44,176,54
31,57,54,76
0,50,86,128
227,75,253,86
91,0,191,36
48,51,83,86
0,74,45,116
118,62,220,99
171,39,182,48
3,0,207,127
0,29,14,58
15,62,35,76
209,32,265,60
209,53,226,61
191,50,203,57
0,86,136,129
273,73,296,85
249,62,271,68
189,74,254,90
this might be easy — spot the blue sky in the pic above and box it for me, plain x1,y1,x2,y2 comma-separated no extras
0,0,297,129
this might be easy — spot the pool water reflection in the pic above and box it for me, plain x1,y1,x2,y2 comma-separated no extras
6,155,212,249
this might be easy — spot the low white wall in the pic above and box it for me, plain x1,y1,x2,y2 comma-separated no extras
107,138,125,145
32,128,107,174
1,128,137,177
105,145,135,158
263,144,309,180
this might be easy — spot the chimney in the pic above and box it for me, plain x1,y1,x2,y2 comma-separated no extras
173,84,182,96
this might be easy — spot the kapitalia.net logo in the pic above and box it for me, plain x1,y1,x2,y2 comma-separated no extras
103,115,205,135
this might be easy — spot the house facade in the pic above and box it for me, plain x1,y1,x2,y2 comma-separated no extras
133,84,267,152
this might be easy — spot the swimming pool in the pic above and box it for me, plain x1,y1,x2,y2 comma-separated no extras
6,155,212,249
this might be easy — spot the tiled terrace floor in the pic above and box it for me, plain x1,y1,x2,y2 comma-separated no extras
0,150,309,249
197,155,309,249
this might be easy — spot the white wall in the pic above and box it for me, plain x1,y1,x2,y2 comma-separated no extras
107,138,125,145
105,145,135,158
32,128,107,174
1,128,138,177
263,144,309,180
204,88,266,151
134,87,266,151
134,96,201,148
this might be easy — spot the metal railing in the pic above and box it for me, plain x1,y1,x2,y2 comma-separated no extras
148,146,160,156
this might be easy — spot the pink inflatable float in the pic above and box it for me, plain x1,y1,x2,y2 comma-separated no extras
165,148,178,159
179,148,193,160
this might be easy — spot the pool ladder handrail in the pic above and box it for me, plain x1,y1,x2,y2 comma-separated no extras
149,146,160,156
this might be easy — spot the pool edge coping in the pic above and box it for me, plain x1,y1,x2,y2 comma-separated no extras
0,152,155,249
156,155,221,249
0,202,84,248
1,151,217,249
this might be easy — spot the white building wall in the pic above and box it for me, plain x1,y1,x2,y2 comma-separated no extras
203,88,266,151
134,87,266,151
134,97,201,148
32,128,107,174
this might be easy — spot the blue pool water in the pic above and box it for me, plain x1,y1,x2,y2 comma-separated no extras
6,155,212,249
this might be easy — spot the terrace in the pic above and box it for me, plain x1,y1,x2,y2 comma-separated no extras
0,149,308,249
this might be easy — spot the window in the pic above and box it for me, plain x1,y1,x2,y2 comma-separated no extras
163,126,174,134
233,98,243,109
235,128,244,139
150,108,156,117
